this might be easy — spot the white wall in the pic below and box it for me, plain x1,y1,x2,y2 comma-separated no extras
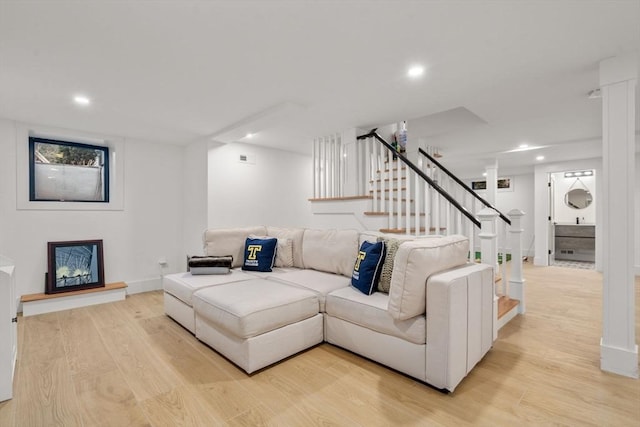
636,153,640,274
207,142,314,229
464,173,535,258
551,173,597,224
182,139,210,263
0,118,185,299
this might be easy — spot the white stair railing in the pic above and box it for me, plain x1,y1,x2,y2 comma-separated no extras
312,133,344,199
312,130,526,323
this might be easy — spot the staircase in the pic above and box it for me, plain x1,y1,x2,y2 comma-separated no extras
311,129,526,333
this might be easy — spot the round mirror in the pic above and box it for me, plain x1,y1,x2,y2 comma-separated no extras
565,188,592,209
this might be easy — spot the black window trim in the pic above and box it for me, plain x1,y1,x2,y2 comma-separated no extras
28,136,110,203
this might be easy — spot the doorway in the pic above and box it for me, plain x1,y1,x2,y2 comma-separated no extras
548,170,597,268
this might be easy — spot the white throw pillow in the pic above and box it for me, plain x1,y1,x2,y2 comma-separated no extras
249,235,294,268
266,227,306,268
387,235,469,320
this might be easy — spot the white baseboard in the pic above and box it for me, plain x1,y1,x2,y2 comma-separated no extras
126,277,162,295
22,286,126,317
600,339,639,379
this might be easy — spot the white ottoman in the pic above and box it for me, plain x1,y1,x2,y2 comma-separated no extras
193,278,323,373
163,270,254,333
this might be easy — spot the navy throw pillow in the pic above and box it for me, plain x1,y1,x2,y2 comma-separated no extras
351,241,386,295
242,237,277,272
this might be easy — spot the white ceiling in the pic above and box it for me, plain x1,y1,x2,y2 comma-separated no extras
1,1,638,177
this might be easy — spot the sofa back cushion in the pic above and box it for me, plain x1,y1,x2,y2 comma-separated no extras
266,226,306,268
302,229,359,277
203,226,267,268
387,234,469,320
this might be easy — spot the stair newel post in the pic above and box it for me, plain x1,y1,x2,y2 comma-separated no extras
478,207,499,341
508,209,526,314
499,220,508,296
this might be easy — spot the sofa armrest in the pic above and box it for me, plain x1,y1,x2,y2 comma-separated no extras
425,263,494,392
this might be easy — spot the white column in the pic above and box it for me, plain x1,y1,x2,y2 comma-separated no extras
508,209,526,314
485,160,498,206
478,207,499,341
599,54,638,378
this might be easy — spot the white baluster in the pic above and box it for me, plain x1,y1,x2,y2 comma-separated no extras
405,162,411,235
371,139,378,212
414,160,421,236
312,138,317,198
396,159,401,232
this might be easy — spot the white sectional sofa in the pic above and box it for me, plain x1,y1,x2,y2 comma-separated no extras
163,226,494,392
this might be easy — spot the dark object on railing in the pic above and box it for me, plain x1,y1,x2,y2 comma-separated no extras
357,129,480,228
418,148,511,226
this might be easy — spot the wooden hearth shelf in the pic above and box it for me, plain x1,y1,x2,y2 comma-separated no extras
21,282,127,317
21,282,127,302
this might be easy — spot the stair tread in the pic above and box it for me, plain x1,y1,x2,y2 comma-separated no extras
370,177,407,183
497,295,519,319
379,227,444,234
364,211,426,216
308,195,372,202
375,198,414,202
369,188,407,192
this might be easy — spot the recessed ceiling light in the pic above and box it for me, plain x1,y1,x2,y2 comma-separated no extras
536,155,545,161
73,95,90,106
482,172,487,177
407,65,425,78
519,143,529,149
245,133,254,139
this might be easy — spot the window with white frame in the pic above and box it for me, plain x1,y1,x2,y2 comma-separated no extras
16,124,124,211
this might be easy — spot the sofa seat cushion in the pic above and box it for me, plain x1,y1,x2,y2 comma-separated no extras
163,270,254,306
244,267,300,279
268,269,350,312
325,287,426,345
192,279,319,339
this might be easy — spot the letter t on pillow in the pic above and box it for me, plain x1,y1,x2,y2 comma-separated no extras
351,241,386,295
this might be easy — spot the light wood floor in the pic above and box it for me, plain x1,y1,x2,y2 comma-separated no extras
1,264,639,426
